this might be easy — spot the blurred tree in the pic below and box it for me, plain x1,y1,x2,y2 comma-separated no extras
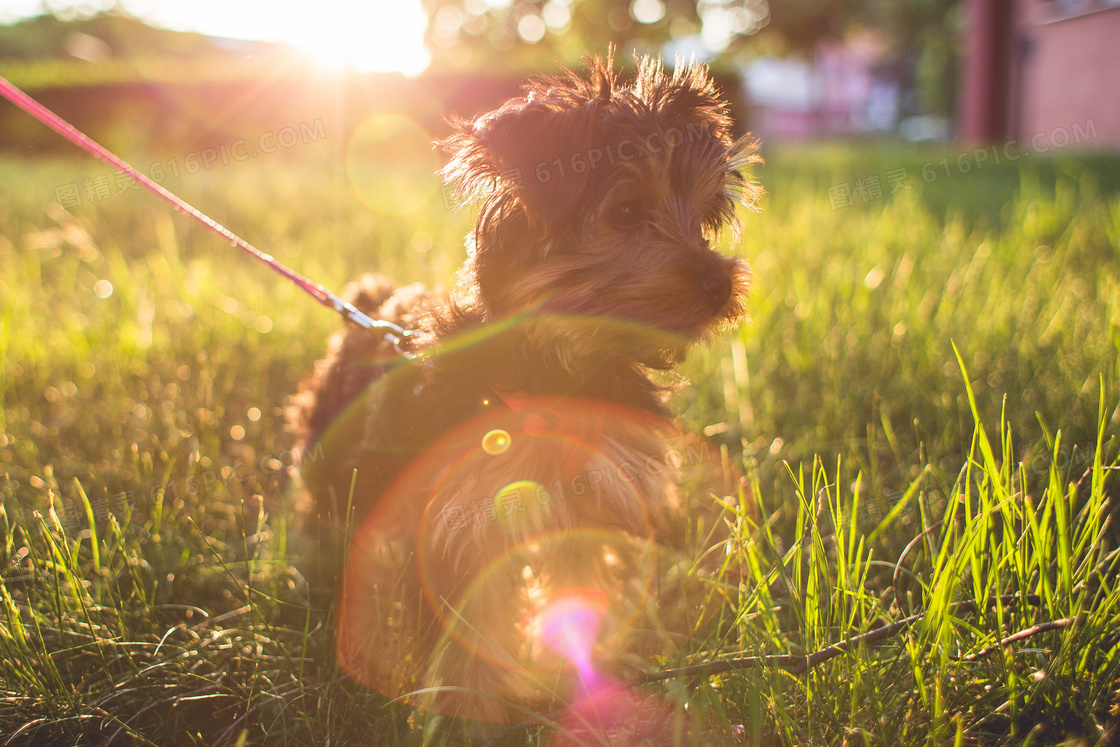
764,0,864,51
421,0,960,118
865,0,962,118
420,0,771,72
0,11,228,62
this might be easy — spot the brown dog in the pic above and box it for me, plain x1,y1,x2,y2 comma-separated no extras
292,53,760,734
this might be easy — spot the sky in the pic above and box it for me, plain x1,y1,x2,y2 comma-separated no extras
0,0,432,75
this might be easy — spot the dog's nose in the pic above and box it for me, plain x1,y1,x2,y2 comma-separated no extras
700,273,732,310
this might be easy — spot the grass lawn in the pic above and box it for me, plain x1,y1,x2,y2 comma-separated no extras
0,141,1118,745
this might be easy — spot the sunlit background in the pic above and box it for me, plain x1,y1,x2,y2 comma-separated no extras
3,0,1117,152
0,0,769,78
1,0,431,74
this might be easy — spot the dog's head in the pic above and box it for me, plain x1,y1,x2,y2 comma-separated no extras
441,53,761,368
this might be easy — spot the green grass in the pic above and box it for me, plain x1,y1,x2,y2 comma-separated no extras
1,143,1118,745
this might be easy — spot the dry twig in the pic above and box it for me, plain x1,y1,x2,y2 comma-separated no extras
640,593,1044,683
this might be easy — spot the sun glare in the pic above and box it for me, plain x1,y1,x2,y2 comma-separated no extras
279,1,431,76
136,0,431,76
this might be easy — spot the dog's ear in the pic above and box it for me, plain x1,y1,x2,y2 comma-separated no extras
470,102,597,223
441,59,613,227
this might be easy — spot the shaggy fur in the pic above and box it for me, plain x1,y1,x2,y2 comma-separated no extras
291,53,760,732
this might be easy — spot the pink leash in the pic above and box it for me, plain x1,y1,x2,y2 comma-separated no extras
0,74,413,354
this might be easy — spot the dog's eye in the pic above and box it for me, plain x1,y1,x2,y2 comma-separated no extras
609,201,646,229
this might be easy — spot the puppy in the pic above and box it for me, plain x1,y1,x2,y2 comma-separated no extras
292,53,760,733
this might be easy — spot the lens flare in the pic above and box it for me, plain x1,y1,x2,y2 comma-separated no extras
538,589,679,745
334,373,674,717
538,589,608,682
482,428,511,455
551,678,675,746
346,113,440,215
493,480,547,526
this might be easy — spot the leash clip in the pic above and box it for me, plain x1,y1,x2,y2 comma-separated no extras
336,298,417,358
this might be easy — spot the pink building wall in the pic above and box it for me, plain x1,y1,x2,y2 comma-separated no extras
1012,0,1120,147
962,0,1120,147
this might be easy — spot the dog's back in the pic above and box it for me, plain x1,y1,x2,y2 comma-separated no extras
289,274,438,524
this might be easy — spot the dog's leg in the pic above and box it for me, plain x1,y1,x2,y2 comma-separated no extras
420,543,538,729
